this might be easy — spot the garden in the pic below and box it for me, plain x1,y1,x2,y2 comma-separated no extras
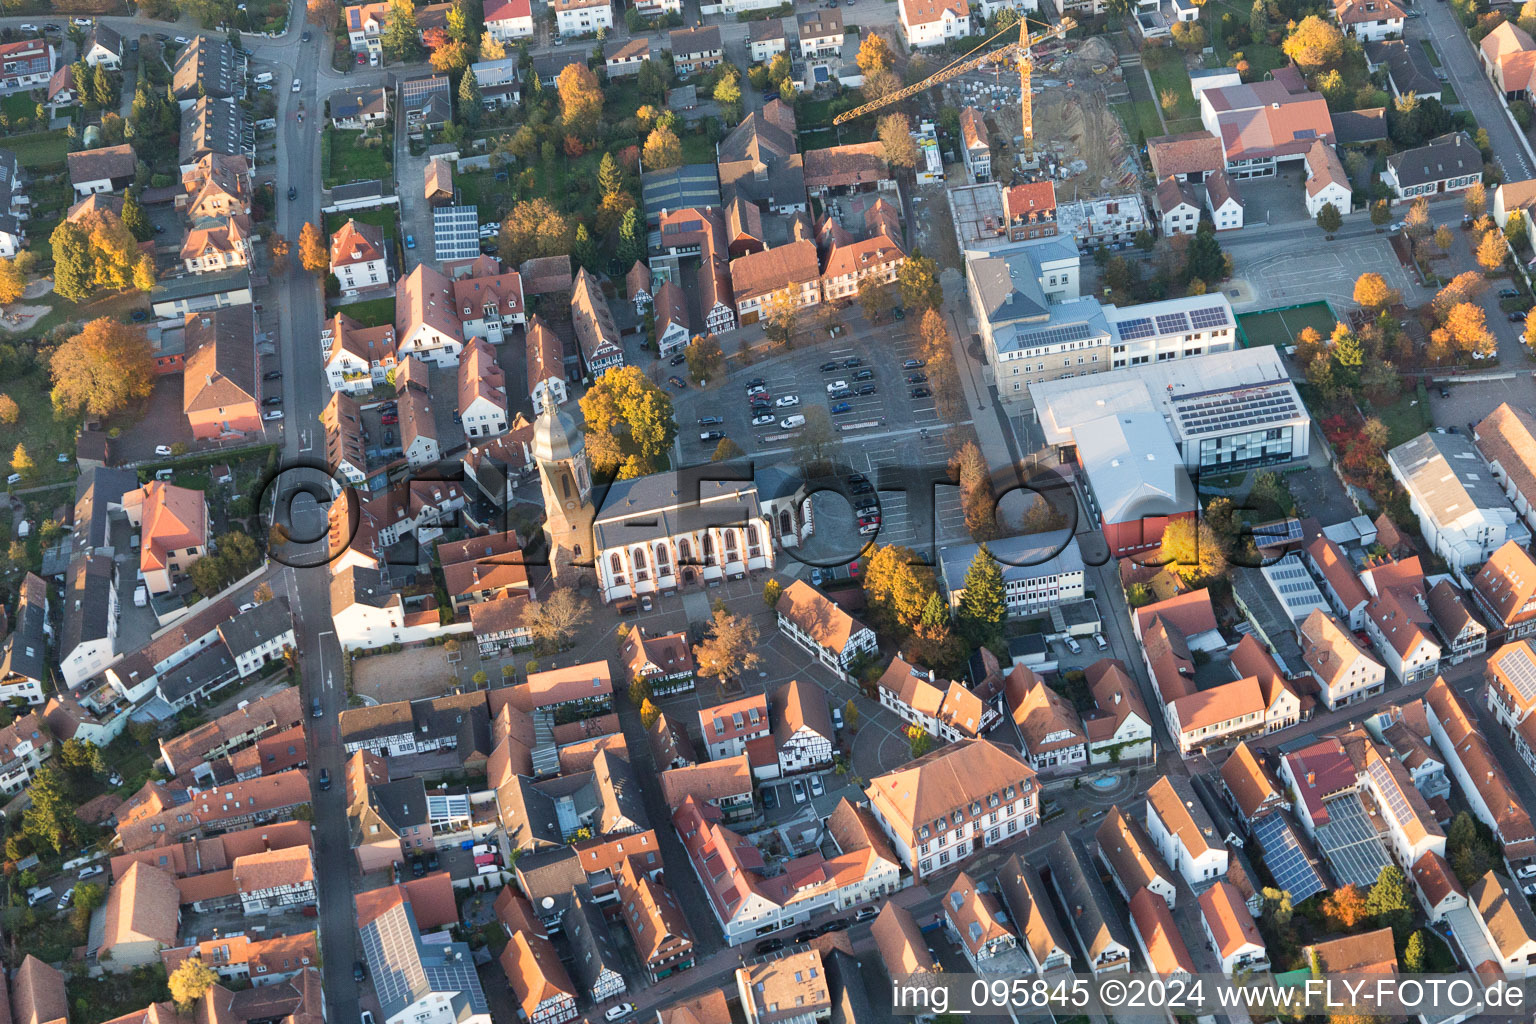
323,127,394,188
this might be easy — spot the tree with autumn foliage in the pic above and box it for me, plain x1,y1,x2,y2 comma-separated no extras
861,544,938,639
856,32,894,76
497,199,575,266
1431,271,1487,320
298,222,327,276
1436,301,1495,358
692,608,762,689
1281,14,1345,71
1322,883,1371,931
306,0,337,26
1464,180,1488,219
426,34,472,75
1154,516,1227,582
642,124,683,170
1477,229,1507,271
0,257,25,306
557,63,604,139
267,232,290,275
1352,272,1398,311
951,441,996,541
49,318,154,417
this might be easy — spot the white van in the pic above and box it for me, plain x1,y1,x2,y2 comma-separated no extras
25,886,51,907
253,71,273,84
134,583,148,607
779,414,805,429
6,473,20,486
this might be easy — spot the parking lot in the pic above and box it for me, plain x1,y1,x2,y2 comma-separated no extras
669,315,973,557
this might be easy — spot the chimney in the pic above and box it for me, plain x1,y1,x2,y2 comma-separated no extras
929,670,936,682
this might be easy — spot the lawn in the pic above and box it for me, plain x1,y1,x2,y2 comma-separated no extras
323,129,393,189
0,92,43,131
1145,52,1198,123
2,363,81,493
1441,81,1459,106
1369,392,1432,446
333,296,395,327
6,130,69,172
1113,100,1163,147
679,131,716,165
1420,39,1442,67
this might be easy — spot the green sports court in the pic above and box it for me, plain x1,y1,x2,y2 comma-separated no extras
1236,301,1339,349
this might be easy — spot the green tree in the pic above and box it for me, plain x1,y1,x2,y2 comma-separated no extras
1316,201,1342,234
1366,864,1414,940
956,545,1005,653
446,0,469,41
121,192,152,241
1185,223,1228,283
380,0,423,61
628,676,651,707
59,738,105,777
898,255,943,312
457,70,482,127
50,220,92,302
862,544,937,637
617,207,646,270
91,63,114,108
571,222,596,273
713,72,742,123
1262,887,1294,926
1371,199,1391,226
598,152,624,200
20,766,77,854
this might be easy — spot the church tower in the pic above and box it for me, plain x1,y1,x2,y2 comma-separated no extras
532,392,593,585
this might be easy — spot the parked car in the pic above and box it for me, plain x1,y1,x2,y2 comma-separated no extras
818,361,839,372
318,768,330,790
902,358,925,369
791,779,807,803
1501,288,1520,298
79,865,104,879
669,375,687,388
831,706,843,730
745,378,767,390
1064,636,1082,655
361,1013,375,1024
857,384,877,396
809,775,824,797
603,1005,635,1023
762,785,777,809
753,938,784,955
312,698,323,718
1510,311,1528,322
780,414,806,429
700,430,725,442
829,388,853,400
853,368,874,381
831,402,852,414
264,369,283,380
853,905,879,923
910,387,932,398
56,890,72,911
380,412,398,424
775,394,800,407
817,917,848,933
843,357,862,368
850,480,874,494
353,962,366,982
1094,633,1109,651
670,353,688,365
1439,387,1451,398
356,52,366,64
907,373,928,384
698,415,723,426
752,413,775,426
264,410,284,421
405,234,415,249
301,29,311,40
288,186,297,200
154,445,173,457
792,929,818,944
825,380,848,392
17,24,37,33
263,395,283,407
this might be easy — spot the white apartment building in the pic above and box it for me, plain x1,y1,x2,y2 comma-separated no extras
553,0,613,36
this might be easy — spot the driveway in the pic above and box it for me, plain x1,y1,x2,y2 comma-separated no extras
394,128,436,274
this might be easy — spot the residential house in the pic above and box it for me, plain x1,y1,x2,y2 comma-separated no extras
797,8,844,58
996,852,1074,976
863,738,1039,880
552,0,612,37
345,1,390,54
1426,677,1536,862
959,106,991,182
622,630,694,697
100,861,182,970
603,37,648,76
718,99,806,214
670,26,722,75
697,693,768,761
1083,658,1154,765
571,267,623,377
450,257,526,340
181,214,254,275
483,0,534,40
1474,539,1536,641
1333,0,1404,41
320,391,367,485
943,872,1018,969
1047,833,1133,975
0,38,53,92
524,315,567,409
776,580,878,682
122,481,207,596
1412,850,1467,923
1095,804,1178,908
1129,887,1197,979
1303,138,1353,218
0,573,48,705
736,950,830,1024
457,337,507,440
1364,584,1442,684
1156,177,1202,236
356,884,491,1024
322,311,396,394
871,903,941,981
819,230,905,304
170,34,238,103
1300,610,1387,709
0,712,52,795
1144,775,1228,887
1481,21,1536,100
233,845,316,915
731,239,821,323
750,18,787,62
469,57,521,107
1306,534,1371,629
651,280,690,356
1384,133,1483,201
495,892,578,1024
330,87,389,131
878,655,998,744
616,858,695,982
182,305,259,440
1204,169,1244,230
899,0,970,48
1147,131,1225,183
1198,881,1269,974
1005,665,1087,773
1305,927,1398,974
772,678,835,773
1360,741,1446,870
396,263,466,366
1425,580,1487,664
1469,870,1536,979
67,143,136,198
330,219,388,296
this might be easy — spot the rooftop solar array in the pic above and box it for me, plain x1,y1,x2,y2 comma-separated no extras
1253,518,1303,547
434,205,481,261
1172,386,1302,437
1252,811,1325,904
361,905,427,1017
1116,316,1156,341
1313,794,1393,888
1156,311,1190,334
1013,320,1101,351
1189,305,1230,330
1264,554,1327,615
1499,645,1536,703
1367,758,1412,829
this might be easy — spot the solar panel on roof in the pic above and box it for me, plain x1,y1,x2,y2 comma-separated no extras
1313,795,1393,888
1252,812,1324,904
1498,646,1536,703
1117,316,1156,341
1189,305,1230,329
1367,758,1412,827
1156,312,1190,334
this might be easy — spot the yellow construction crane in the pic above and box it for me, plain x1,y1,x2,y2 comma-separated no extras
832,15,1075,162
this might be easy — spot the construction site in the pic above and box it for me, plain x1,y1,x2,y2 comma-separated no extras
934,34,1140,197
